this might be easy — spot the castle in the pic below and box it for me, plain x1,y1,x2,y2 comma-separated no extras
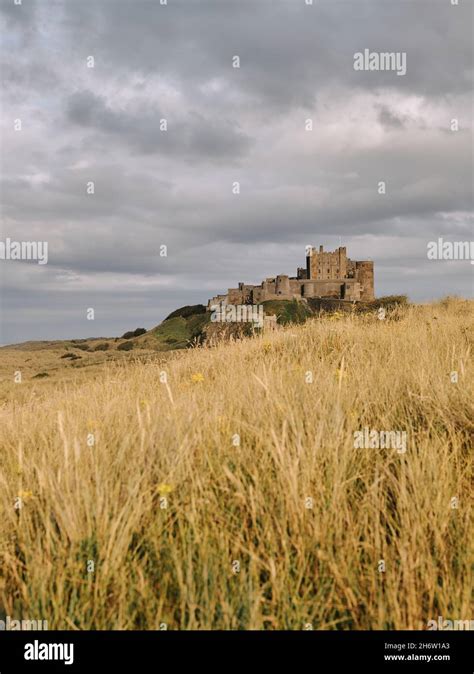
207,246,374,308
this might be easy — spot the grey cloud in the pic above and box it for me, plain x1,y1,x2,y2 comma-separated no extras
65,90,252,159
377,106,406,129
58,0,473,105
0,0,472,344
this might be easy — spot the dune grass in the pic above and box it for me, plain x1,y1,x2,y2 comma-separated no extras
0,297,472,630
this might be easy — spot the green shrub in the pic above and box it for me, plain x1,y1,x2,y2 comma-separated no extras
121,328,147,340
375,295,408,310
262,299,312,325
117,341,134,351
93,342,110,351
164,305,206,321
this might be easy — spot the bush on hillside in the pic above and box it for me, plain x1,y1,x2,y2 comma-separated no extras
262,299,312,325
121,328,147,339
164,305,206,322
93,342,110,351
117,341,134,351
60,352,81,360
375,295,408,309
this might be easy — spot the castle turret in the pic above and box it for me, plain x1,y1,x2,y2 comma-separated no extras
275,274,290,296
355,261,374,300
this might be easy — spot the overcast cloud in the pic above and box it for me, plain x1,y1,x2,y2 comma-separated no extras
1,0,473,344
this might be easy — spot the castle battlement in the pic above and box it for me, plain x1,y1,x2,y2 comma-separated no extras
207,246,374,309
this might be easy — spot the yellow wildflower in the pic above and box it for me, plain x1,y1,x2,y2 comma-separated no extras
156,483,173,496
191,373,204,383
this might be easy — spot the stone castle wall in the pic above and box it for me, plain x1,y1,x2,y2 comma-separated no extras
207,246,374,309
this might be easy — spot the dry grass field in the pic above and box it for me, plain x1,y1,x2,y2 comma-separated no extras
0,297,472,630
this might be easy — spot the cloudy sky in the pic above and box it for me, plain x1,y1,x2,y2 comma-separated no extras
0,0,472,344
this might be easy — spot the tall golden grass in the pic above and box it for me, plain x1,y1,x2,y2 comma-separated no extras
0,298,472,630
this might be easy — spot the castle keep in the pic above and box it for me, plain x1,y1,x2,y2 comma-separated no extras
207,246,374,308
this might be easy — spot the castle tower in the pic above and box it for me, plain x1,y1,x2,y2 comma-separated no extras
337,246,347,278
275,274,290,296
355,261,374,300
306,245,347,280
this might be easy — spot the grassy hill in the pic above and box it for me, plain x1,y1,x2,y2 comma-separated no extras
143,306,209,350
0,296,472,629
0,297,409,384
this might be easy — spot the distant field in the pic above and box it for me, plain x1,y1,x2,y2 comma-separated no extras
0,340,166,398
0,297,472,629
